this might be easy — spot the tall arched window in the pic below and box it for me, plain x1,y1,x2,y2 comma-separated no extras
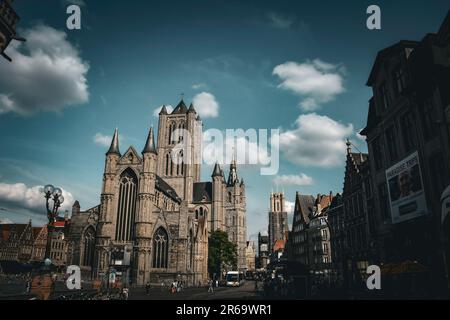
82,227,95,267
195,207,207,220
153,227,169,268
115,168,138,241
168,122,176,145
165,153,170,176
176,150,184,176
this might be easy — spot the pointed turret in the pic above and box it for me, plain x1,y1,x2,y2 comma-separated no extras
212,162,222,177
159,105,168,115
240,178,245,187
107,128,120,155
142,126,157,154
346,138,352,155
188,103,196,114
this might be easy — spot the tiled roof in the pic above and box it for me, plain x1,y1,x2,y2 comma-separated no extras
295,194,315,224
0,224,13,241
155,175,181,203
273,239,285,252
172,100,188,114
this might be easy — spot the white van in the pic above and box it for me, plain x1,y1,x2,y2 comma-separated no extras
226,271,241,287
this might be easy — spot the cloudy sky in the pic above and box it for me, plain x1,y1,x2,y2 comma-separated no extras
0,0,448,240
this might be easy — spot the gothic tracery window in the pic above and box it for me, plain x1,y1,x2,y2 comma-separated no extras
153,227,169,268
82,226,95,267
115,168,138,241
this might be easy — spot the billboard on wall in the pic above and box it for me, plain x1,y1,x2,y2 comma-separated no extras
386,151,428,224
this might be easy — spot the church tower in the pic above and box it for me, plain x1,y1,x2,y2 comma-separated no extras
268,192,289,253
225,159,247,271
156,100,202,202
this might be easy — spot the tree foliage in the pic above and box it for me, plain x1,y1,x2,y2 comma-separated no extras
208,230,237,277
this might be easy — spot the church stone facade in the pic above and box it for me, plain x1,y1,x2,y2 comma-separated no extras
92,99,247,286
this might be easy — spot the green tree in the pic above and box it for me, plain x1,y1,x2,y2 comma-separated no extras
208,230,237,278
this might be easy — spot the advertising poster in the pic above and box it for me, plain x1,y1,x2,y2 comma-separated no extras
386,151,428,223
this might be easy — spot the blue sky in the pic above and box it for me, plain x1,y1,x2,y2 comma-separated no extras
0,0,448,240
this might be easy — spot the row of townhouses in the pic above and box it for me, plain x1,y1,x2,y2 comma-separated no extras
268,10,450,290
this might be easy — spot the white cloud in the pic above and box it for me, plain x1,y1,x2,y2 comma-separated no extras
0,24,89,116
192,83,207,90
273,173,314,186
153,105,174,117
267,12,295,29
285,200,295,214
192,92,219,118
0,216,13,224
356,129,366,141
278,113,354,167
273,59,345,111
93,132,125,148
93,133,112,147
0,182,75,215
202,131,270,166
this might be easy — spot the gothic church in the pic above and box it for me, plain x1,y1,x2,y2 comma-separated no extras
92,99,247,286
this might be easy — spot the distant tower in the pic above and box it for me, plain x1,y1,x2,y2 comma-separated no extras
225,158,247,271
268,192,288,253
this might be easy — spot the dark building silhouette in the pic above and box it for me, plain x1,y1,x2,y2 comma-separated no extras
360,10,450,287
257,232,269,269
0,0,25,61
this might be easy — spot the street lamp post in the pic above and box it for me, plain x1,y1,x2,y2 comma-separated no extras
42,184,65,267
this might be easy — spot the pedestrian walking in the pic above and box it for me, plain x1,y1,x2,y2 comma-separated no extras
208,279,214,293
145,281,151,295
171,281,177,294
25,278,31,294
122,287,129,300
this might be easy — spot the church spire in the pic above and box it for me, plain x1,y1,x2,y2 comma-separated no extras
172,99,188,114
159,105,168,115
227,150,238,186
107,128,120,155
142,126,157,154
212,162,222,177
211,162,222,178
188,103,196,114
